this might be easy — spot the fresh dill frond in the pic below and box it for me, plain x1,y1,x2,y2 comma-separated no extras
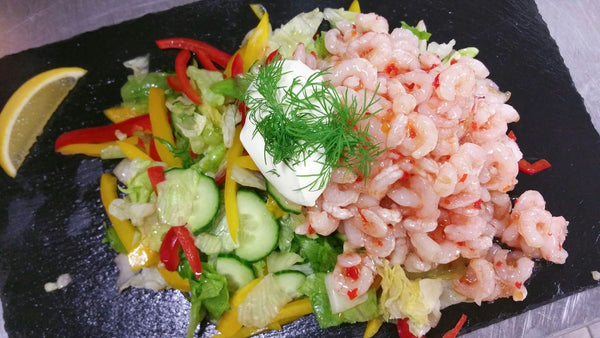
245,59,384,190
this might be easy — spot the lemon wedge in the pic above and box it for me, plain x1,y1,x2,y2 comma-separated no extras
0,67,86,177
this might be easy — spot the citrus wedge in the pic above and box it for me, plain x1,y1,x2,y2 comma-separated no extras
0,67,86,177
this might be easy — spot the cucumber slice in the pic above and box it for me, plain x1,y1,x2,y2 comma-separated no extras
234,190,279,262
215,254,256,292
266,180,302,214
274,270,307,298
160,168,219,234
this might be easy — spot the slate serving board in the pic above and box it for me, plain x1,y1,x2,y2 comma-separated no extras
1,0,599,337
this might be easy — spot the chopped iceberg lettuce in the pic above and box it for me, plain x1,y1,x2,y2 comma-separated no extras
323,8,358,28
299,272,379,328
268,8,324,58
378,260,443,336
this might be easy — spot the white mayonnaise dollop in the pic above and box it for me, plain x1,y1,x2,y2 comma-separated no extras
240,60,327,206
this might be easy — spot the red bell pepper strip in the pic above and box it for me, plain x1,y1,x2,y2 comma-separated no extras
196,49,218,71
442,314,468,338
175,50,202,105
166,75,183,92
147,165,166,195
237,101,248,127
156,37,231,68
231,53,244,77
265,49,281,65
173,226,203,279
54,114,152,151
518,158,551,175
160,227,181,271
396,318,420,338
148,138,161,161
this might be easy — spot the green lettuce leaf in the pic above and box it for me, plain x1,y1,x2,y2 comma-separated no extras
102,222,127,254
292,233,343,273
268,8,325,58
299,272,379,328
178,259,230,326
401,21,432,41
378,261,443,335
121,72,169,111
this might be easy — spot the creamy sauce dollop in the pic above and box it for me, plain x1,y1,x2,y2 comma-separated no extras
240,60,327,206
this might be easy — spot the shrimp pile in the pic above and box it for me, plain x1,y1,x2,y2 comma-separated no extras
294,13,568,305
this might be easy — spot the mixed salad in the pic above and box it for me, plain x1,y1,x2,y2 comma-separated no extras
54,1,560,337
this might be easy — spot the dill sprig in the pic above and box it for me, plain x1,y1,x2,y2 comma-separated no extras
245,59,384,191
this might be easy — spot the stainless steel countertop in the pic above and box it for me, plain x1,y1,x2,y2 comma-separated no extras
1,1,599,337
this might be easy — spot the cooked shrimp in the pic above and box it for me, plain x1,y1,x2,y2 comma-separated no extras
326,58,378,91
332,254,376,299
436,63,476,101
453,258,496,305
355,13,389,33
347,32,392,71
396,113,438,159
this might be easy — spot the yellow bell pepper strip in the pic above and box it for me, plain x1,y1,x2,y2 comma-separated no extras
127,243,159,271
117,140,153,161
232,155,259,171
272,298,313,324
222,298,314,338
100,173,138,252
364,318,383,338
56,136,139,157
241,11,270,71
158,268,190,292
215,277,263,337
148,87,182,167
349,0,361,13
224,126,244,243
249,3,266,19
104,106,139,123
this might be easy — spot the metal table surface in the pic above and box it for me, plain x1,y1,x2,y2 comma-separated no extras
1,0,599,337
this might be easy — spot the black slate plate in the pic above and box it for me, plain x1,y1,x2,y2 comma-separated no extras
1,0,599,337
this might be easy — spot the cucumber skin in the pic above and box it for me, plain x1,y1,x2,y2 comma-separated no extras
163,168,220,235
266,180,302,214
234,189,280,262
215,254,256,291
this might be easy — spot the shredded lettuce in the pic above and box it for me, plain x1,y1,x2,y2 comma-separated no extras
323,8,358,28
123,55,150,77
230,164,266,190
277,214,303,252
195,143,226,174
208,208,237,253
237,273,292,328
268,8,325,58
121,72,169,111
401,21,432,41
195,233,223,255
108,198,155,226
378,261,443,336
266,251,304,273
252,260,268,278
292,232,343,273
307,31,329,59
187,66,225,126
156,168,208,227
299,272,379,328
102,222,127,254
178,260,230,337
210,77,250,101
